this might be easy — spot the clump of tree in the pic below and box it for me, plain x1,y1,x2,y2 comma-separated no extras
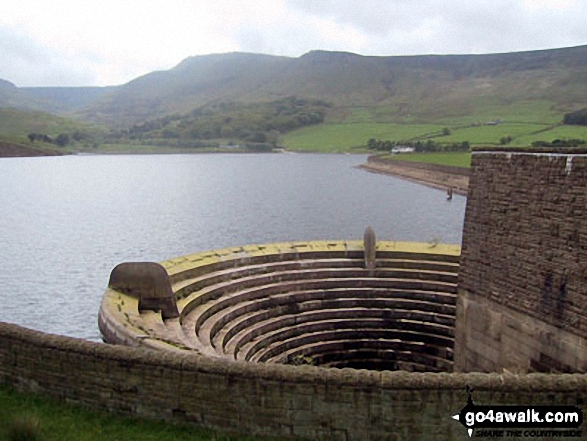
28,130,100,149
531,139,586,147
111,96,330,144
500,135,513,145
27,133,53,143
55,133,70,147
28,132,71,147
367,138,470,152
563,108,587,126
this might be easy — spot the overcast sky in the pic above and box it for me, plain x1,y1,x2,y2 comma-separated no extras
1,0,586,87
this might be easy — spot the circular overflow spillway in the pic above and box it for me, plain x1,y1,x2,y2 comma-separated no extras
99,240,460,373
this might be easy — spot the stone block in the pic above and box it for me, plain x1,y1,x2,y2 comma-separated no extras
109,262,179,319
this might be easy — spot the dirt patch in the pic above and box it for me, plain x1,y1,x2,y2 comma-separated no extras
359,155,469,196
0,141,64,158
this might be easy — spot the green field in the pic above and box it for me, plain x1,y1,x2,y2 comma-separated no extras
280,123,445,152
280,97,587,154
281,120,587,153
0,385,269,441
434,100,565,125
383,152,472,168
511,124,587,146
430,123,550,144
0,108,101,140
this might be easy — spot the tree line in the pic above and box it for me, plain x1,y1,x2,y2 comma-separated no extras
531,139,586,147
28,131,96,148
563,108,587,126
111,97,330,145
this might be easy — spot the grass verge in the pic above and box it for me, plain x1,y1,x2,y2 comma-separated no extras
0,385,279,441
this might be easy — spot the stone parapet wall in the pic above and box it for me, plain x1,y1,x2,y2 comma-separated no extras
1,321,586,441
456,150,587,373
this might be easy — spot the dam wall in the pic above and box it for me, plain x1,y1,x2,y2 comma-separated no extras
1,321,586,440
2,148,587,439
455,149,587,374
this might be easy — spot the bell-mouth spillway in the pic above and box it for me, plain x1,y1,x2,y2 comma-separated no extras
99,240,460,373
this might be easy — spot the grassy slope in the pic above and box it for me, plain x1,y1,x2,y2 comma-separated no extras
0,139,66,157
281,100,587,153
281,123,445,152
0,107,103,141
0,385,274,441
74,46,587,128
2,47,586,156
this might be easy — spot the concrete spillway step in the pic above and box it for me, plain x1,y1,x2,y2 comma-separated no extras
214,300,456,353
237,318,454,361
180,275,457,326
194,288,456,330
176,266,458,316
168,250,459,285
315,349,453,372
192,292,457,351
171,256,459,293
173,258,458,297
101,240,461,372
171,248,460,365
261,339,454,372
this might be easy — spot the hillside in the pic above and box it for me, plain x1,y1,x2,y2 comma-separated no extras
0,139,65,158
74,45,587,127
0,79,47,111
0,45,586,153
0,80,113,116
21,86,115,114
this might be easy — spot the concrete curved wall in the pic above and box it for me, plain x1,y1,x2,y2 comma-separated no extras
99,241,460,372
1,322,586,440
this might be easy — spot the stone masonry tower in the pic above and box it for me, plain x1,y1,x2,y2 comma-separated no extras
455,148,587,373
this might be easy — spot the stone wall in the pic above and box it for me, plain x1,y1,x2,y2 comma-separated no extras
1,322,586,441
455,149,587,373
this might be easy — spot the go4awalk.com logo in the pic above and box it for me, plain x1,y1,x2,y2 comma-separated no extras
452,386,583,438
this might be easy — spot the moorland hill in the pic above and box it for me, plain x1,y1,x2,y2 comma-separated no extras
1,45,586,154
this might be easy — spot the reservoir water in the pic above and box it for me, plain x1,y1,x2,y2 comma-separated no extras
0,153,466,340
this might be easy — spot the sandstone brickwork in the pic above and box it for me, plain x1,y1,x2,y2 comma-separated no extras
455,149,587,373
1,322,586,441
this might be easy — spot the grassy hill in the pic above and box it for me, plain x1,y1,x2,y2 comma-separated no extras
21,86,115,114
0,139,66,157
1,45,587,153
74,45,587,128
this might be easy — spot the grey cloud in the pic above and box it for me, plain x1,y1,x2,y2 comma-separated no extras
284,0,587,55
231,14,356,56
0,27,96,86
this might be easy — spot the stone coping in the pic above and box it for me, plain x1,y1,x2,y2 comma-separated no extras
160,240,461,277
472,147,587,155
3,321,587,392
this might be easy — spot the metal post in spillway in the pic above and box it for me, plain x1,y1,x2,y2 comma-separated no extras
364,226,376,276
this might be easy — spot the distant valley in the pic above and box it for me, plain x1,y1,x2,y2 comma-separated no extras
1,45,586,156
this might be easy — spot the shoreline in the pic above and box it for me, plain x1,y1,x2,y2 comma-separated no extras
359,155,470,196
